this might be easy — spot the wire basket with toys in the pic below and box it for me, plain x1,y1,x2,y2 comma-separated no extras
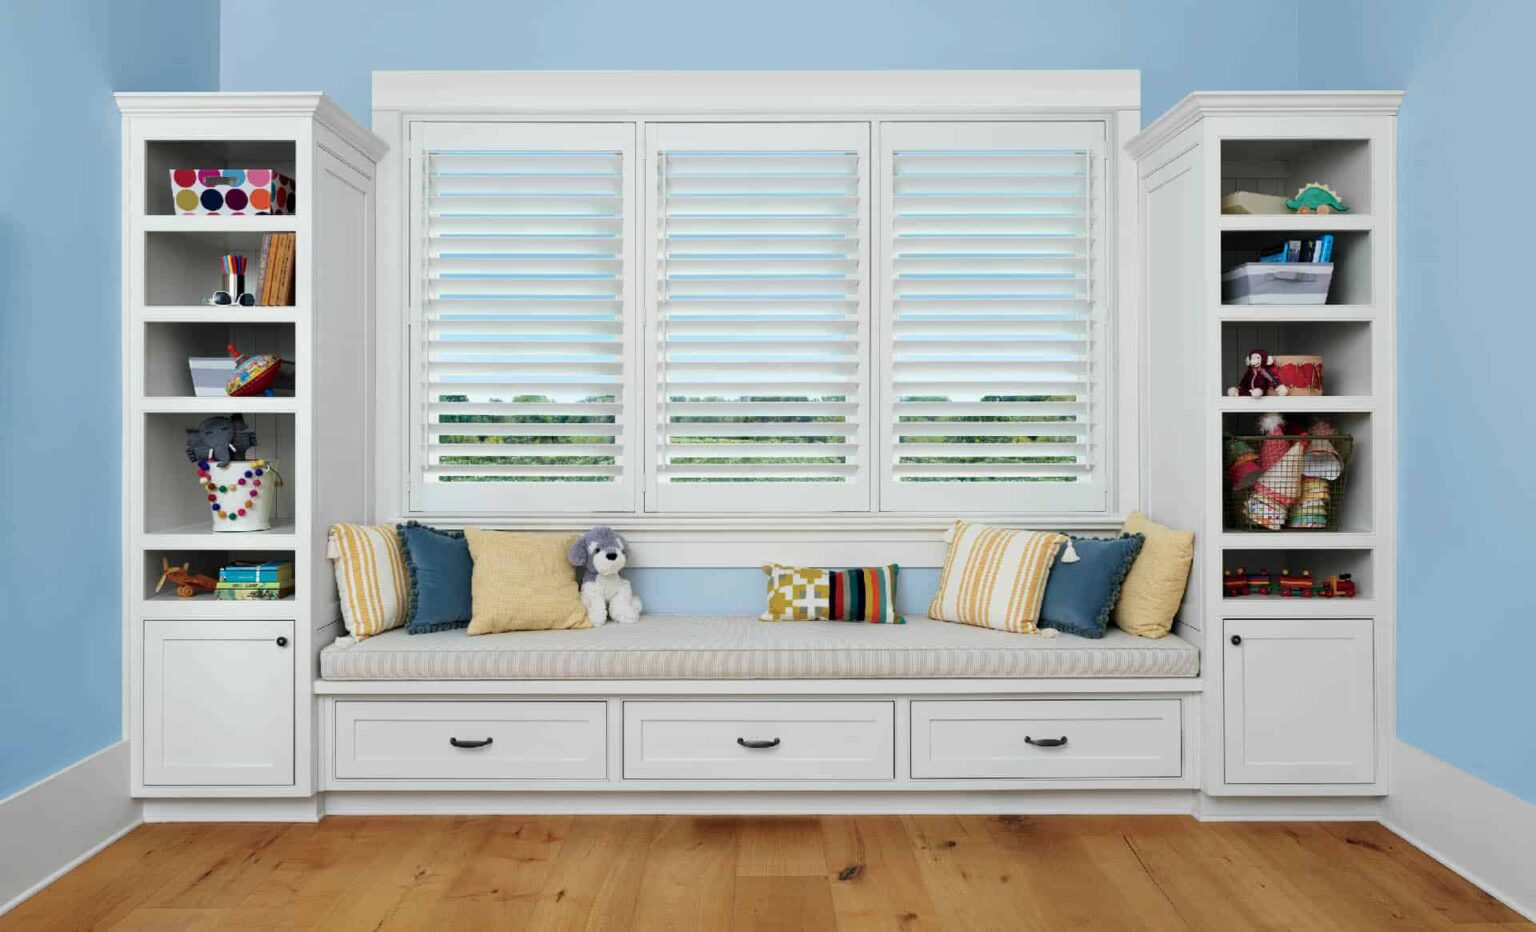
1225,414,1352,531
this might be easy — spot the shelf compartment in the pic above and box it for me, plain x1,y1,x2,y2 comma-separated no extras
1220,547,1373,602
1220,319,1372,397
1221,411,1374,535
144,140,296,216
141,547,298,612
1221,138,1372,216
141,411,295,536
1221,229,1370,306
144,321,295,399
144,231,297,307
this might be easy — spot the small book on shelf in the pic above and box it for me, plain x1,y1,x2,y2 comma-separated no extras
219,560,293,585
216,585,295,601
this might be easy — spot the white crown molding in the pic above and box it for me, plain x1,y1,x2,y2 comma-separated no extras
115,92,388,162
372,70,1141,114
1126,90,1404,160
0,741,139,917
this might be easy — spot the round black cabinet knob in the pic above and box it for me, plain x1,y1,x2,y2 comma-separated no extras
1230,635,1242,646
276,636,289,647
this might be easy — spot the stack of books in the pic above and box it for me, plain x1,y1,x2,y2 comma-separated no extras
217,560,295,601
1258,234,1335,264
253,232,297,306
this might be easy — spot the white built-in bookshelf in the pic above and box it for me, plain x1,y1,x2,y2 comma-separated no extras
117,94,383,805
1129,92,1401,797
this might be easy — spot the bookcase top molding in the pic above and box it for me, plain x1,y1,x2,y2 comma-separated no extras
115,91,388,162
1127,90,1405,160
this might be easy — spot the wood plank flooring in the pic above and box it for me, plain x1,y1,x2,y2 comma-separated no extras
2,816,1526,930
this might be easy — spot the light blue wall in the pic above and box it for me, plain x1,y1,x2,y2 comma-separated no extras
0,1,219,798
1299,0,1536,804
218,0,1302,127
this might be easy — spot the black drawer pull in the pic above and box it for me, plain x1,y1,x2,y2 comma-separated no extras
275,636,288,647
737,737,781,749
449,737,494,749
1025,735,1068,748
1231,635,1243,646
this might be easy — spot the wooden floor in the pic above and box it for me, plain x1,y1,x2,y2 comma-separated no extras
2,816,1526,930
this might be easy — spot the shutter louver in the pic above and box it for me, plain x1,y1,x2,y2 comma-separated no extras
412,124,635,512
880,122,1107,512
649,124,871,512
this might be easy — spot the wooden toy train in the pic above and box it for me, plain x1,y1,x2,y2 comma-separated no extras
1223,567,1357,598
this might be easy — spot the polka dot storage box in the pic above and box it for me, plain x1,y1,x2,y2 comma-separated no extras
169,168,296,215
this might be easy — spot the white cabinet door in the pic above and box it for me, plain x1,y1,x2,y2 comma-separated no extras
1224,618,1375,784
143,618,294,786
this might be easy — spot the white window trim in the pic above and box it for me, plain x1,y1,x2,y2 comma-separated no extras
371,71,1143,566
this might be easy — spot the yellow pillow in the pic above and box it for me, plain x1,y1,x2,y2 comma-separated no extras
464,529,588,635
928,520,1067,634
1113,511,1194,638
328,523,408,640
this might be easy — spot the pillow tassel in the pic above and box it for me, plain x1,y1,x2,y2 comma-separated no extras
1061,538,1081,563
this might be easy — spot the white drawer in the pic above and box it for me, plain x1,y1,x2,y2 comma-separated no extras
911,699,1181,779
333,701,606,781
623,701,894,781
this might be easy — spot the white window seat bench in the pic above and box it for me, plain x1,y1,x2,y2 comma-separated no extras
319,614,1200,681
311,616,1201,799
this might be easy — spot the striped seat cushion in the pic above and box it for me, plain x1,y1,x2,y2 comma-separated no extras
319,614,1200,680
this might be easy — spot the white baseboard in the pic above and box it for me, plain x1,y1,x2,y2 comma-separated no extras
1194,793,1384,822
323,789,1198,816
1382,740,1536,922
142,796,324,823
0,741,140,917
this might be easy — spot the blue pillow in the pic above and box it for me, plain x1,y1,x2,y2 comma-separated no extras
1039,534,1145,639
397,523,473,634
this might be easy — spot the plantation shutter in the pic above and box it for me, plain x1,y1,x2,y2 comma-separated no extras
410,123,636,512
647,123,871,512
879,122,1108,512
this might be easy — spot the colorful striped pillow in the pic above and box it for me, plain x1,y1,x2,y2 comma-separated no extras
928,520,1069,635
327,523,409,640
760,564,903,624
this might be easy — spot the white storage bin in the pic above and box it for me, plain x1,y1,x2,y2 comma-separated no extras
1223,262,1334,305
187,357,235,397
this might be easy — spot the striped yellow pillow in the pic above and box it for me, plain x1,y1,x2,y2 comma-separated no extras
464,529,588,635
327,523,409,640
928,520,1068,635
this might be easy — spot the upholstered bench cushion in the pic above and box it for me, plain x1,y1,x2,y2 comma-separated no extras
320,614,1199,680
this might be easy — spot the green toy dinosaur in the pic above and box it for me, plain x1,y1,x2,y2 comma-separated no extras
1286,182,1349,214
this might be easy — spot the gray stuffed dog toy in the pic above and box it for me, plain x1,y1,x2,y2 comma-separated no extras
568,527,642,626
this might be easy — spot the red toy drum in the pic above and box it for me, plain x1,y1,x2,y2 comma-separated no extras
1271,354,1324,396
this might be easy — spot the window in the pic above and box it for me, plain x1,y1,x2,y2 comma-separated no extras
880,122,1106,513
394,78,1126,521
410,123,637,513
648,123,871,512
